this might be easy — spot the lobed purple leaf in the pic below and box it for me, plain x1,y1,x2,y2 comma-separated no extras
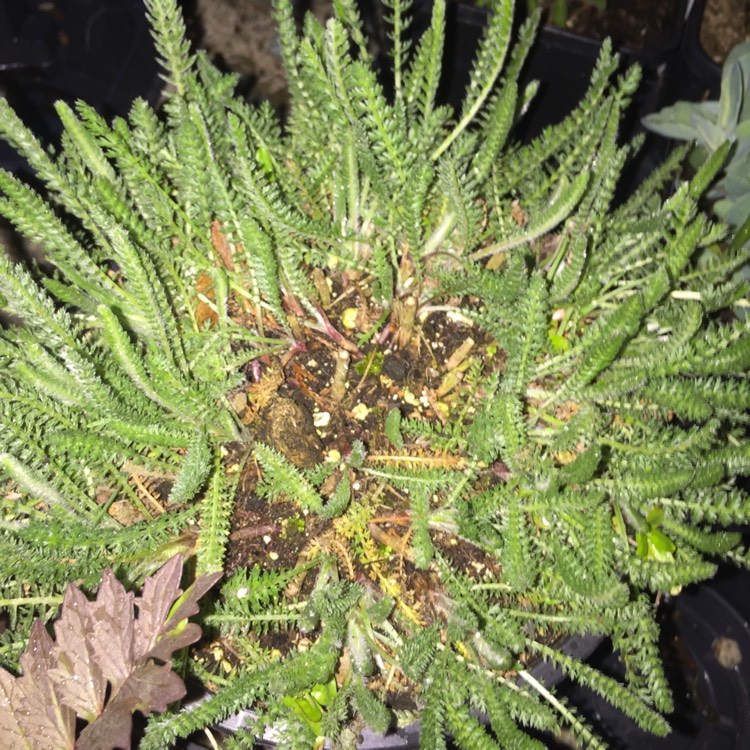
88,569,136,692
48,584,107,723
133,554,184,662
0,554,220,750
0,669,31,750
16,621,76,750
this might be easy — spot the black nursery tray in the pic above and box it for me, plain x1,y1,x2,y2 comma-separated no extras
417,0,689,121
661,0,722,104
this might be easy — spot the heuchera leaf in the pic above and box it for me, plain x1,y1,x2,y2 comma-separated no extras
89,570,136,691
75,698,139,750
48,584,108,722
0,554,219,750
133,553,184,661
16,621,76,750
0,669,31,750
155,570,223,662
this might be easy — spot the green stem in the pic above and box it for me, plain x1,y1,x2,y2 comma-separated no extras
729,211,750,252
517,670,606,750
0,595,63,608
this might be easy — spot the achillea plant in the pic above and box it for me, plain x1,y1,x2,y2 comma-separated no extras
0,0,748,747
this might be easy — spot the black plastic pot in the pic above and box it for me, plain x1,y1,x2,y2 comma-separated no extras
547,569,750,750
0,0,161,172
412,0,693,201
661,0,721,105
432,0,689,137
3,3,743,749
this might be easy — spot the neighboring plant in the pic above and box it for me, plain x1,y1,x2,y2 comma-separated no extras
643,41,750,232
0,555,220,750
526,0,606,28
0,0,748,749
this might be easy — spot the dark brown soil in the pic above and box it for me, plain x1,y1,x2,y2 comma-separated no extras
536,0,748,60
699,0,749,63
538,0,683,49
195,0,287,106
216,268,499,658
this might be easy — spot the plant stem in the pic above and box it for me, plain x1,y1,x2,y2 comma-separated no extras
0,595,63,607
517,670,606,749
312,268,332,308
394,295,417,349
331,349,350,402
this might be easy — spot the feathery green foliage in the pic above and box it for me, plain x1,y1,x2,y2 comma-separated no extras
0,0,748,747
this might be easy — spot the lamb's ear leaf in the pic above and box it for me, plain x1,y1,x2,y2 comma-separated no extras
641,102,707,141
729,210,750,252
717,50,745,132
